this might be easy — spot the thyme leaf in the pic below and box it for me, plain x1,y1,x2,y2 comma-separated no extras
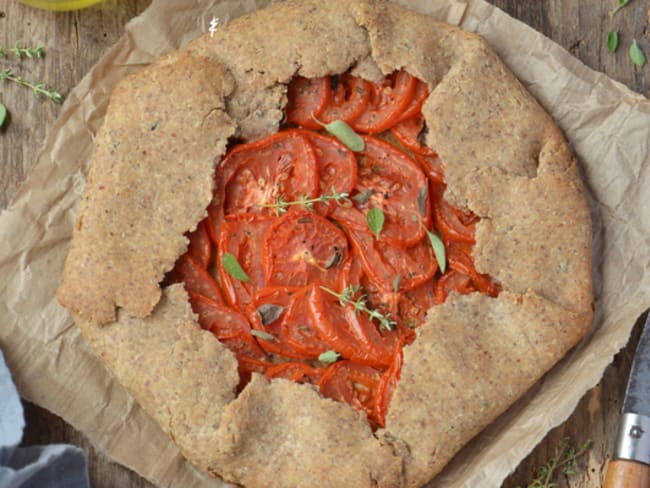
320,285,396,331
426,229,446,273
318,350,341,363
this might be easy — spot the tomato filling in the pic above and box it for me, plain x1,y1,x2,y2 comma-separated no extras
166,69,501,429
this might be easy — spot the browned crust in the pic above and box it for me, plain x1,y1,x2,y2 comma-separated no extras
58,0,594,486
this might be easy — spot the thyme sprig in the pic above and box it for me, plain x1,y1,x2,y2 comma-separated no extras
1,68,63,103
320,284,396,332
259,188,350,216
0,42,44,59
520,438,592,488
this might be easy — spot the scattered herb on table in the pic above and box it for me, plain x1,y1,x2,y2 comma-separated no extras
1,68,63,103
519,437,592,488
0,42,44,59
607,31,619,53
611,0,631,16
0,104,7,129
630,39,646,67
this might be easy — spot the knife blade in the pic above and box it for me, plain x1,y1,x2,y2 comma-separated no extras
604,311,650,488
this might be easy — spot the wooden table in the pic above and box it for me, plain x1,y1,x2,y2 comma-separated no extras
1,0,648,486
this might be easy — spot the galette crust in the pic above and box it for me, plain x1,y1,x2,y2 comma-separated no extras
58,0,594,486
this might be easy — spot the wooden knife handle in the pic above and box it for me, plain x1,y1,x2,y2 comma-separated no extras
604,459,650,488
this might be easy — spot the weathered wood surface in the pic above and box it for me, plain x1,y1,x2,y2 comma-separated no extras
0,0,648,487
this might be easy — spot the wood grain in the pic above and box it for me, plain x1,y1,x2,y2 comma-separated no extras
0,0,647,487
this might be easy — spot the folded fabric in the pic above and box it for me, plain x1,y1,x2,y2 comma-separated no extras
0,349,90,488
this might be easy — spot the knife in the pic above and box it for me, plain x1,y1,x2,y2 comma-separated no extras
604,312,650,488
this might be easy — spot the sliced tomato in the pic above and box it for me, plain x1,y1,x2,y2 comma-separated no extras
169,254,224,304
298,130,358,215
396,79,429,123
221,329,267,361
247,286,309,360
373,348,402,428
318,360,382,424
446,241,500,297
335,209,437,292
434,269,476,304
207,130,320,240
265,362,322,383
281,286,330,358
431,182,476,244
398,279,436,331
415,152,445,185
188,291,250,339
262,210,349,288
186,219,211,268
286,76,331,129
218,213,273,312
352,70,418,134
320,74,371,124
339,136,429,247
390,114,429,154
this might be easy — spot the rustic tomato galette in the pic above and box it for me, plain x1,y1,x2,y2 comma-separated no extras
57,0,593,486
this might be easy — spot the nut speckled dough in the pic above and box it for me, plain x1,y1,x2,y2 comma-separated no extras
58,55,237,324
57,0,594,486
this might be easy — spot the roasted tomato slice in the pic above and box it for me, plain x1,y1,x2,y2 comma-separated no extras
207,130,319,240
186,219,212,268
218,213,274,312
398,279,436,331
286,76,331,129
188,291,251,339
262,210,349,288
434,269,476,304
248,286,308,360
281,286,330,358
396,79,429,123
318,360,383,424
446,240,500,297
334,208,437,292
265,361,322,383
298,130,358,215
352,70,418,134
339,136,429,247
431,182,476,244
390,114,429,154
373,348,402,428
320,74,371,124
168,253,224,305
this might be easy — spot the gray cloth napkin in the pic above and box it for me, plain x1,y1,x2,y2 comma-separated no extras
0,349,90,488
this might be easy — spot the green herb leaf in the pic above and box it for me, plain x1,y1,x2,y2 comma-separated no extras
221,252,251,282
318,350,341,363
630,40,646,67
0,103,7,129
607,31,619,53
366,208,385,240
392,273,402,293
612,0,630,15
426,230,446,273
251,329,275,341
256,303,285,325
417,186,428,216
324,120,365,152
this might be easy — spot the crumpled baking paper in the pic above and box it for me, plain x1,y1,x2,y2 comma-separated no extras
0,0,648,486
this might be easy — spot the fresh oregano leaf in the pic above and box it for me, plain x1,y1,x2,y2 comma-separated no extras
417,186,428,216
366,207,385,240
251,329,276,341
323,119,365,152
221,252,251,282
630,40,646,67
0,103,6,129
607,31,619,53
256,303,285,325
318,350,341,364
426,229,446,273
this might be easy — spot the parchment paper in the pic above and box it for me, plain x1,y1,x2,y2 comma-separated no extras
0,0,648,486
